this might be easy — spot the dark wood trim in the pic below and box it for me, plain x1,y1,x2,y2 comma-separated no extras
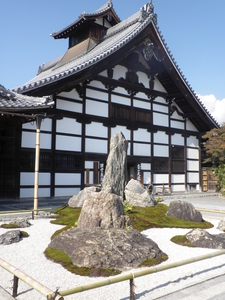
51,97,57,197
184,118,187,191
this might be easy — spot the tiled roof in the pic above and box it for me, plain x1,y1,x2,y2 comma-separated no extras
0,84,53,111
51,0,120,39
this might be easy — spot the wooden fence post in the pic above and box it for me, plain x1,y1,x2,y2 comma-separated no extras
13,275,19,297
129,275,135,300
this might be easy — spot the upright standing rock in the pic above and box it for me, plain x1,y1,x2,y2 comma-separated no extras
101,131,128,198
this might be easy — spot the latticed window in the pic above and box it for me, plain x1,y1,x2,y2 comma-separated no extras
55,153,82,171
172,146,185,173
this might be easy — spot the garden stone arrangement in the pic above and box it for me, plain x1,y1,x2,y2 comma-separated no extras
49,132,166,271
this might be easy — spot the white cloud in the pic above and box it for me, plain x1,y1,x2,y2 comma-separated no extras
197,94,225,125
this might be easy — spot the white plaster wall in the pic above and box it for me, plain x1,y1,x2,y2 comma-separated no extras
153,112,168,126
111,94,130,106
186,119,198,131
86,100,108,117
171,134,184,146
23,119,52,131
59,89,80,99
111,126,130,141
86,88,107,100
171,120,185,130
136,71,149,88
133,99,150,110
133,143,151,156
55,173,81,185
171,174,185,184
20,172,50,185
134,128,150,142
87,80,106,89
154,131,168,144
99,70,108,77
141,163,151,170
143,172,151,184
153,174,169,184
187,160,199,171
112,65,127,80
113,86,127,94
56,118,81,135
154,78,167,92
171,185,185,192
85,171,94,184
85,161,94,169
187,148,199,159
20,188,50,198
86,122,107,138
22,122,36,130
135,92,149,100
56,99,83,113
55,187,80,197
56,135,81,151
171,110,184,121
154,145,169,157
187,136,198,148
187,172,199,183
85,138,107,154
22,132,51,149
153,103,168,114
154,97,167,104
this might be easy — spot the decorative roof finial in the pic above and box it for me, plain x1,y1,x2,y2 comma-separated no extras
108,0,113,7
140,1,157,24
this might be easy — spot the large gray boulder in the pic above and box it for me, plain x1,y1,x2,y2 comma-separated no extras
166,200,203,222
77,191,130,230
49,227,166,270
125,179,156,207
186,228,225,249
0,230,21,245
68,186,100,208
101,131,128,198
9,217,31,228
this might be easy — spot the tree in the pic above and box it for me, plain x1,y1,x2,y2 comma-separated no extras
203,124,225,189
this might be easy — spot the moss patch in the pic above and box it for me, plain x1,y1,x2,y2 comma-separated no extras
127,204,213,232
170,235,196,247
44,247,121,277
1,224,20,229
139,254,168,267
20,231,29,238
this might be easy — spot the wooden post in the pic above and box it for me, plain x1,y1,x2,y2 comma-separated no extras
34,115,42,216
130,276,135,300
13,275,19,297
86,169,90,185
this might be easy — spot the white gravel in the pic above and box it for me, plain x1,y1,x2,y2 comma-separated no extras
1,217,225,300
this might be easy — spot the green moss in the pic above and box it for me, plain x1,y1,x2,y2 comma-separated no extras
139,254,168,267
20,231,29,238
50,206,81,227
44,247,121,277
1,224,20,229
127,204,213,232
170,235,196,247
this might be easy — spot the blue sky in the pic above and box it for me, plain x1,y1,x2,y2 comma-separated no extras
1,0,225,123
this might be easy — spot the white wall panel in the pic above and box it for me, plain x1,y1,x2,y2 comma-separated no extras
135,92,148,100
23,119,52,131
20,172,50,185
85,161,94,169
111,127,130,141
154,132,168,144
86,100,108,117
187,136,198,148
57,118,81,135
85,171,94,184
153,112,168,126
154,78,167,92
187,172,199,183
22,122,36,130
187,148,199,159
133,143,150,156
133,99,150,110
85,138,107,154
55,173,81,185
87,80,105,89
113,65,127,80
55,188,80,197
136,71,149,88
56,135,81,151
86,88,107,100
171,174,185,184
143,172,151,184
141,163,151,170
187,160,199,171
56,99,82,113
99,70,107,77
40,133,52,149
59,89,80,99
171,185,185,192
134,128,150,142
153,174,169,184
22,132,35,148
86,122,107,138
154,145,169,157
171,110,184,121
171,134,184,146
186,119,198,131
111,94,130,106
171,120,184,130
113,86,127,94
20,188,50,198
153,103,168,114
154,96,166,104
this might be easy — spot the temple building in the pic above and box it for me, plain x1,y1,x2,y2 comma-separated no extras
1,1,219,199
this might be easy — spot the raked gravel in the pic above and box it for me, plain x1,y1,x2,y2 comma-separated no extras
1,217,225,300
